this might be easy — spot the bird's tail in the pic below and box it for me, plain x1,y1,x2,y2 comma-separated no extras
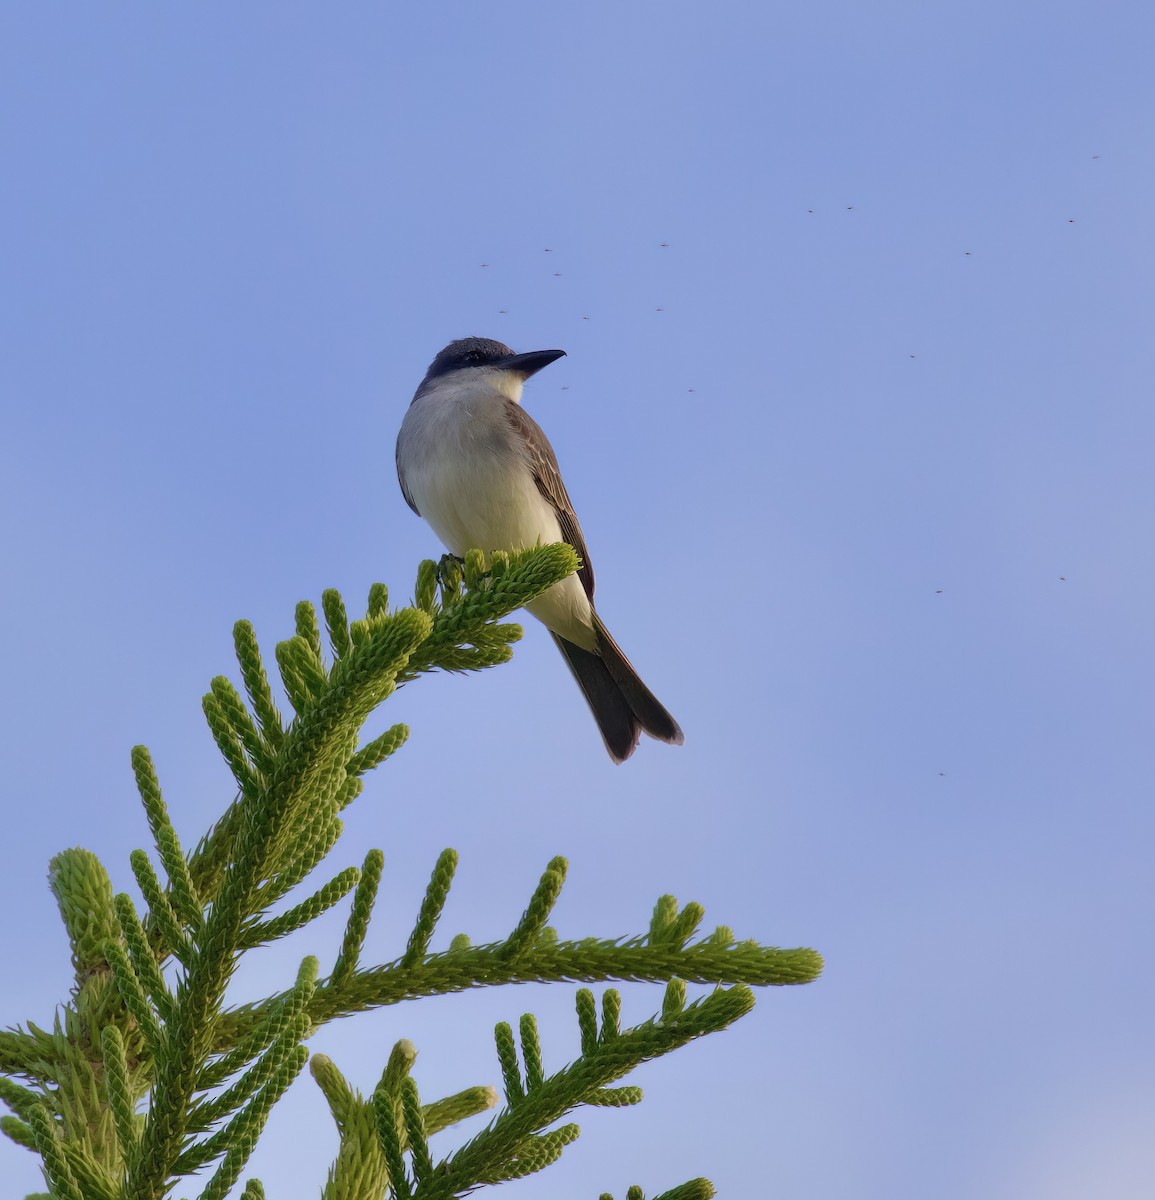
551,615,683,764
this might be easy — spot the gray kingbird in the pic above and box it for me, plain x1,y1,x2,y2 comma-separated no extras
396,337,684,763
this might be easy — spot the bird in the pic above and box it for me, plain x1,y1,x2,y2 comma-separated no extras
396,337,684,763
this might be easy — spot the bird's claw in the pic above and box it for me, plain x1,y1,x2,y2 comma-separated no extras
436,553,466,592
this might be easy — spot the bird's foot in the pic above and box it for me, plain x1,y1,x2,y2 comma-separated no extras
436,553,466,594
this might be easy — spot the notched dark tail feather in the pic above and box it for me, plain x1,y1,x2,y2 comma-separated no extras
551,634,640,763
592,615,684,748
551,618,683,764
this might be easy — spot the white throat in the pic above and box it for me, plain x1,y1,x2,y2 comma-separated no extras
419,366,525,406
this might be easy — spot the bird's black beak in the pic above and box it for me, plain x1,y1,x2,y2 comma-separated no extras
502,348,566,378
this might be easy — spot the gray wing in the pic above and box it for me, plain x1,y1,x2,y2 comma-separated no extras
396,438,421,515
505,400,595,601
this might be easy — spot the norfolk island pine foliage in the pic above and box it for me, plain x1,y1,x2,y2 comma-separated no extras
0,545,822,1199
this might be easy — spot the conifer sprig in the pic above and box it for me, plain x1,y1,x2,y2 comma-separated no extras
600,1183,716,1200
127,548,580,1199
442,984,753,1189
1,547,823,1200
331,849,385,987
215,868,820,1043
314,977,755,1197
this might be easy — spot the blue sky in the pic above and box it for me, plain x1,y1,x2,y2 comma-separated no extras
2,3,1153,1197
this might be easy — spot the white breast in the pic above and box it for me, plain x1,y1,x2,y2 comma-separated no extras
397,373,595,647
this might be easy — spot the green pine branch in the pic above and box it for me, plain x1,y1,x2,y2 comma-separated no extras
216,905,818,1047
1,546,824,1200
313,976,756,1198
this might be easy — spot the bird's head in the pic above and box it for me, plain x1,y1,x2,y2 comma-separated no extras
419,338,566,400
